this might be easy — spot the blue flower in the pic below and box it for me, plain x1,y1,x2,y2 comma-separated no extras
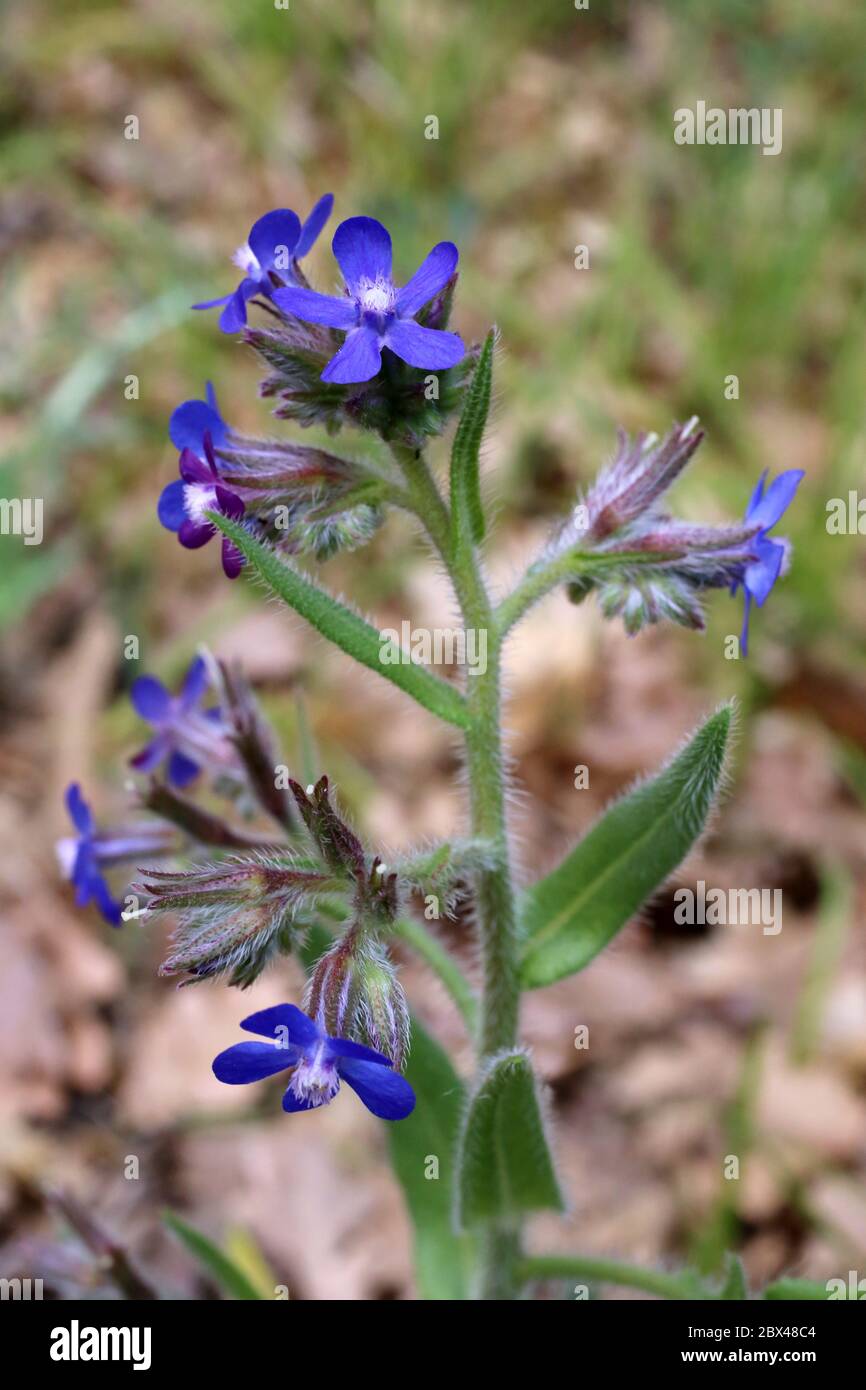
733,468,804,654
193,197,334,333
168,382,231,456
273,216,465,384
57,784,171,927
212,1003,416,1120
130,656,235,788
158,431,246,579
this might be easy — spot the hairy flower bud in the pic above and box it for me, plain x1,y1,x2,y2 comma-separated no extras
138,855,340,987
305,932,409,1070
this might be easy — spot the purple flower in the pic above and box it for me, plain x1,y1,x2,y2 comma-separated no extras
168,382,230,456
129,656,236,788
158,432,246,579
193,197,334,333
57,784,171,927
733,468,804,654
273,216,465,384
212,1003,416,1120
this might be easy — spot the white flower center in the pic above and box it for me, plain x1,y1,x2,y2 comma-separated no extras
289,1043,340,1108
232,242,261,277
358,277,395,315
183,483,218,525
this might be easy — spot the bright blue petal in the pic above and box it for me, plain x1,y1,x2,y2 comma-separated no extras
129,735,169,774
746,469,804,532
167,749,200,788
295,193,334,258
212,1041,297,1085
65,782,93,835
340,1059,416,1121
396,241,459,316
218,280,259,334
745,469,768,520
92,874,124,927
385,320,464,370
330,1037,392,1066
130,675,171,723
332,217,392,296
169,399,228,453
321,326,383,384
281,1087,321,1113
158,480,187,533
740,589,752,658
248,209,302,270
272,285,356,328
192,293,234,311
241,1004,321,1048
744,535,785,607
180,655,209,710
205,381,220,414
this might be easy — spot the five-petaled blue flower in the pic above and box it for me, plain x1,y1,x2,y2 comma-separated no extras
212,1004,416,1120
130,656,234,788
158,427,246,579
193,197,334,333
273,216,465,384
57,784,170,927
733,468,804,655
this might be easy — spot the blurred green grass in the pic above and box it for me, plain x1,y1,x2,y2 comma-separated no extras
1,0,864,670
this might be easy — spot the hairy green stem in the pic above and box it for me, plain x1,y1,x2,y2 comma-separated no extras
517,1254,708,1300
496,547,684,637
391,441,522,1299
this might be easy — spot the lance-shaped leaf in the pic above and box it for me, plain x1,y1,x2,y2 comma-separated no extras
450,327,495,547
387,1022,475,1300
163,1211,262,1301
456,1049,563,1228
520,703,733,989
209,514,469,730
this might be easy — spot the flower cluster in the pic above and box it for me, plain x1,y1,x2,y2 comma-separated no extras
56,784,174,926
559,420,803,646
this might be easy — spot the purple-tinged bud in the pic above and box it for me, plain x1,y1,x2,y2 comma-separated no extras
305,929,363,1039
208,658,295,831
355,941,410,1071
585,418,704,540
289,775,366,879
138,855,341,988
305,932,410,1070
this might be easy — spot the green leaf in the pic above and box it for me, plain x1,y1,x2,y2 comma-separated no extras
387,1022,475,1299
456,1049,563,1228
763,1278,831,1301
719,1253,748,1300
520,702,733,989
210,515,468,729
450,327,495,546
163,1211,263,1300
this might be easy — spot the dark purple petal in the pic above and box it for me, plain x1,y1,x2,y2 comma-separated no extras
212,1041,297,1085
129,674,172,723
332,216,392,296
158,480,187,532
339,1058,416,1121
218,279,259,334
241,1004,321,1047
320,326,383,384
169,400,228,454
385,320,464,371
272,285,356,328
167,749,200,788
129,735,170,774
330,1037,393,1067
745,469,804,532
178,519,215,549
221,538,245,579
178,448,213,484
396,241,459,316
179,655,209,710
295,193,334,259
215,485,245,520
248,209,302,271
744,535,785,607
65,782,93,836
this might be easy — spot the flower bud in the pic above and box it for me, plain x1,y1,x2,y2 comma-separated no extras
305,932,409,1070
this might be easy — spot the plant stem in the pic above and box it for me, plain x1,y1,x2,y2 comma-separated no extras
516,1254,708,1301
495,547,683,637
393,916,479,1037
391,442,522,1298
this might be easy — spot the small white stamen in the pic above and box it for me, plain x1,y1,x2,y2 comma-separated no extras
358,277,395,315
184,483,218,525
232,242,260,277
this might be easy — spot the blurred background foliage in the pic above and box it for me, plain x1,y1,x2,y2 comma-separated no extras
1,0,866,1299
